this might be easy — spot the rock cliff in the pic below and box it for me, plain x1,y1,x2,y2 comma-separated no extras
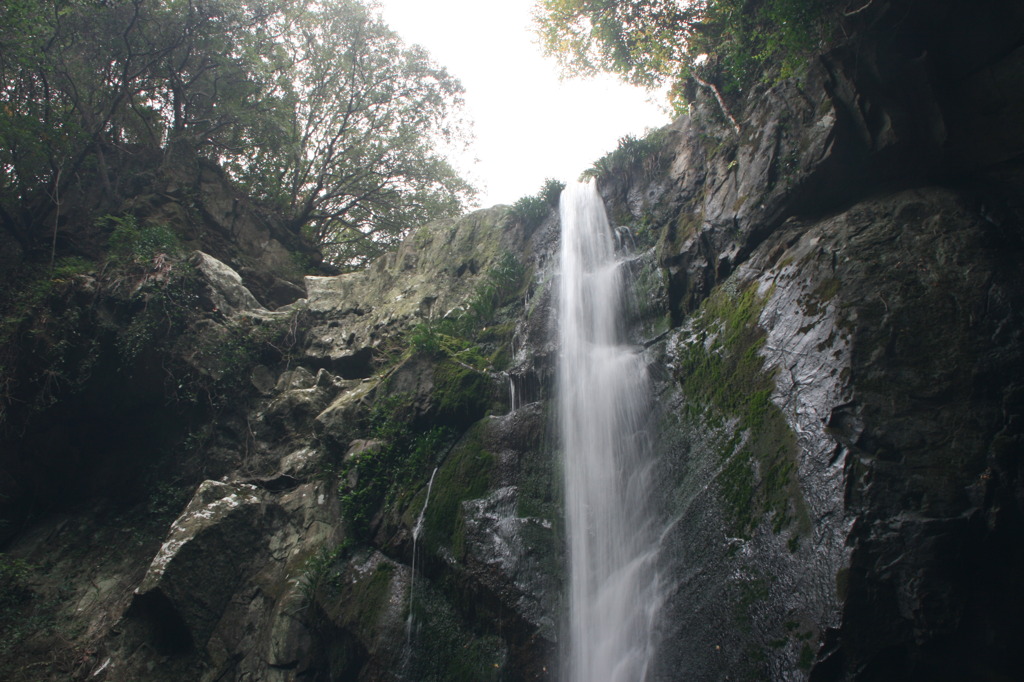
1,0,1022,680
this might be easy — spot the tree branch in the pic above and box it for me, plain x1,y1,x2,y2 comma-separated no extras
691,73,741,135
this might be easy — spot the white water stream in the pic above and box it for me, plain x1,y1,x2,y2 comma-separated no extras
558,181,662,682
406,466,438,646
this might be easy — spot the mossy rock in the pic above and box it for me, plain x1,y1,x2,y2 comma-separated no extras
316,550,402,644
433,359,492,428
406,575,506,681
422,421,495,556
675,281,808,538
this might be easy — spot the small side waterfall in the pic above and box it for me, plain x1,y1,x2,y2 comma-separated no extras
406,466,438,645
558,181,662,682
508,372,519,412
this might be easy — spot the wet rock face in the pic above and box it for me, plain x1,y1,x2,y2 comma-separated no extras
597,3,1024,676
638,188,1024,681
610,1,1024,330
459,403,561,637
753,188,1024,679
808,192,1024,679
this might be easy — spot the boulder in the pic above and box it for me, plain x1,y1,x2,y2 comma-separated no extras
130,481,284,652
191,251,262,314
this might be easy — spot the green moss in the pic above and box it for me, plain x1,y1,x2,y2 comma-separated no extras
325,556,396,639
434,359,491,427
406,579,506,681
356,562,395,630
486,343,511,372
516,443,559,522
423,422,495,555
629,254,671,339
677,282,808,537
477,321,515,346
613,213,658,250
298,541,353,604
339,395,452,540
800,275,841,317
678,285,771,413
407,251,527,372
814,276,840,301
441,634,505,682
734,575,771,633
660,212,700,257
719,452,756,532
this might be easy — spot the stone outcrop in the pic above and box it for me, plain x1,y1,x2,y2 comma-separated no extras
17,207,562,682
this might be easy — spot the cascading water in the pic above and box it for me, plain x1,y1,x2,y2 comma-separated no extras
508,373,519,413
558,181,662,682
406,466,438,646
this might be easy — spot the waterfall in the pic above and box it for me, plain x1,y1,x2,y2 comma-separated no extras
558,181,661,682
406,466,438,645
508,372,519,412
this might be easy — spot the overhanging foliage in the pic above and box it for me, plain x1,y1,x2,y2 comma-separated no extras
534,0,842,110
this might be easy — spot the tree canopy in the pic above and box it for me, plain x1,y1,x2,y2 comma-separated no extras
534,0,837,109
0,0,474,269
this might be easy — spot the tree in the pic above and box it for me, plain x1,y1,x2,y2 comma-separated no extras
0,0,290,251
0,0,474,269
534,0,703,88
228,0,474,270
534,0,836,109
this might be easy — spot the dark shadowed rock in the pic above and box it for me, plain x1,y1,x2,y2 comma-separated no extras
130,481,284,651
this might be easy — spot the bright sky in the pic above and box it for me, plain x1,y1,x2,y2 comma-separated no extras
373,0,670,208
